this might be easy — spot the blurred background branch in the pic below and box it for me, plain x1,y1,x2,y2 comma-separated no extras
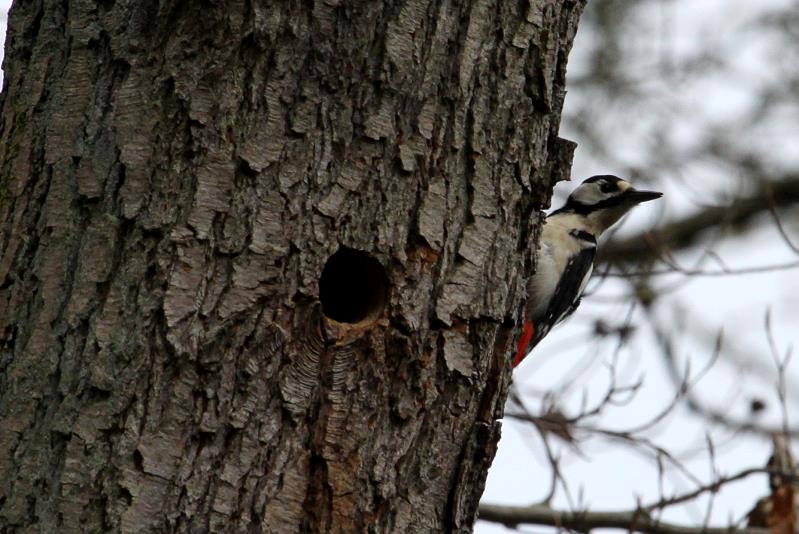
599,178,799,265
479,503,770,534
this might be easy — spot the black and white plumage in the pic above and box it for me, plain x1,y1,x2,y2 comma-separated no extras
513,175,662,367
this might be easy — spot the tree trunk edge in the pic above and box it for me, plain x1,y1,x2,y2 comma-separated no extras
0,1,586,532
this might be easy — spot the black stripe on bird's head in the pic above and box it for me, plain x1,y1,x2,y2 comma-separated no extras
552,175,662,216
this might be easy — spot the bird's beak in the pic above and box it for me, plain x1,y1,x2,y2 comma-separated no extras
623,188,662,204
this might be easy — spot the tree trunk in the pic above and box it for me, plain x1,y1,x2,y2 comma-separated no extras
0,0,583,532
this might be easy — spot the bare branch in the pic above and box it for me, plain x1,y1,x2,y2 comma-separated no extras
597,178,799,265
642,306,799,438
478,502,770,534
597,261,799,278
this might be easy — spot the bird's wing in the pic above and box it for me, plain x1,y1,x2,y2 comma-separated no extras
532,244,595,346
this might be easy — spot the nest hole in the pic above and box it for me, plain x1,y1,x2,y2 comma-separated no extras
319,247,388,324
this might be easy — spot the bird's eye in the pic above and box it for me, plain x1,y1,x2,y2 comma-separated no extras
600,182,616,193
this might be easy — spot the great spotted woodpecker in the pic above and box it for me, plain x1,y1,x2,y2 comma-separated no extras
513,175,662,367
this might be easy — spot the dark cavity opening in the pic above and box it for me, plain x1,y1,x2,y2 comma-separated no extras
319,247,389,324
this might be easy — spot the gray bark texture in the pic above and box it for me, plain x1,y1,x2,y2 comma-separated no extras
0,0,584,532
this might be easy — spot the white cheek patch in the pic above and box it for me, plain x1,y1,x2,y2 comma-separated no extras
570,183,606,205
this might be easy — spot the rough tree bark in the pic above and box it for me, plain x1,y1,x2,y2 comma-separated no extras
0,1,584,532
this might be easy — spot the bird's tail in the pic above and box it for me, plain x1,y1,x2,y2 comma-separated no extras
512,321,535,368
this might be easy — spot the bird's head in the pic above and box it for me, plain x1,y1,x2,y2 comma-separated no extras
552,175,662,234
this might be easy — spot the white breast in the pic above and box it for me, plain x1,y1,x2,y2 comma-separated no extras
527,215,594,321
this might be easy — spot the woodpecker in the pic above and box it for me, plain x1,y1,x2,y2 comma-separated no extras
513,175,662,367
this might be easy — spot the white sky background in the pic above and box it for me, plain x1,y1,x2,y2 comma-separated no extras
481,0,799,533
0,1,796,532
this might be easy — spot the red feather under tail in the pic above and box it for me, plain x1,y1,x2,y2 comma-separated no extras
513,321,535,368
